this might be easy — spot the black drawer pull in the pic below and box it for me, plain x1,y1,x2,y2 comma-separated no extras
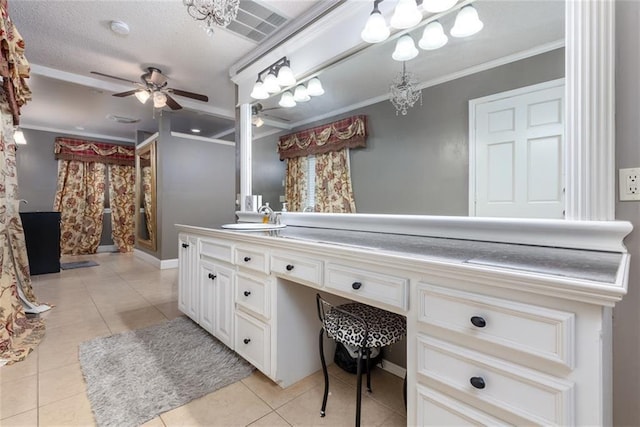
243,290,251,297
286,264,294,271
470,316,486,328
243,338,251,344
352,281,362,290
243,256,251,262
208,273,216,280
470,377,485,389
181,243,189,248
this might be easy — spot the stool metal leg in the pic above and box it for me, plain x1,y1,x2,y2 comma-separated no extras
319,328,329,417
365,347,372,393
355,347,363,427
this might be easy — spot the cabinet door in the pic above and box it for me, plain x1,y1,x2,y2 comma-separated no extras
199,260,217,334
178,234,198,320
214,264,234,349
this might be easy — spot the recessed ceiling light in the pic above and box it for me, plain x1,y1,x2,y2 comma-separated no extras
191,128,201,133
110,20,130,36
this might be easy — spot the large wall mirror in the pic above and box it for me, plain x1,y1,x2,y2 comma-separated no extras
250,0,569,219
135,139,157,251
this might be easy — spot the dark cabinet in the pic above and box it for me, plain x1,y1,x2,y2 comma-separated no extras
20,211,60,275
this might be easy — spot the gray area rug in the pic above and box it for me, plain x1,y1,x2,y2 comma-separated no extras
60,260,99,270
79,316,254,427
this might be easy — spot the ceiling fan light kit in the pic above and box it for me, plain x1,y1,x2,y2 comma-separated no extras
134,90,151,104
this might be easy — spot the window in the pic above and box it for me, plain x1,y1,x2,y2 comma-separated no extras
305,155,316,211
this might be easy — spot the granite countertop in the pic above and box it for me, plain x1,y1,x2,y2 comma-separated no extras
265,226,623,284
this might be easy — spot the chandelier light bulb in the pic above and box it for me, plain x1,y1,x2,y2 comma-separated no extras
361,8,390,43
263,72,281,94
293,85,310,102
390,0,422,29
278,91,296,108
250,80,269,100
422,0,458,13
392,35,419,61
276,64,296,87
419,20,448,50
451,5,484,38
134,90,151,104
306,77,325,96
153,91,167,108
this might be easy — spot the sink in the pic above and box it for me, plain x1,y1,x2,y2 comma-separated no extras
221,223,287,231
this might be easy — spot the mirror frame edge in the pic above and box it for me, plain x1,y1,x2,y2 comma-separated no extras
135,138,158,252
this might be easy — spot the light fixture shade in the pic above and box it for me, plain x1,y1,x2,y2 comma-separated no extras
361,10,390,43
250,81,269,100
263,72,281,94
135,90,151,104
293,85,310,102
450,5,484,37
422,0,457,13
252,116,264,127
306,77,325,96
278,91,296,108
14,129,26,145
153,91,167,108
390,0,422,29
392,35,419,61
418,20,448,50
276,64,296,87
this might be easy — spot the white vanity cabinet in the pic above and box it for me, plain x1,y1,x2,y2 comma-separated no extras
199,259,234,348
177,233,199,320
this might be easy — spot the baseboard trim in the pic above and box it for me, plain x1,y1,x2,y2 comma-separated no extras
133,249,161,269
160,258,178,270
377,358,406,378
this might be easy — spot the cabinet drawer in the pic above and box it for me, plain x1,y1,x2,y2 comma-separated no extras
325,263,408,310
418,283,575,369
236,273,270,319
271,252,323,287
417,335,574,426
235,311,270,375
235,247,268,274
200,238,233,263
417,384,510,426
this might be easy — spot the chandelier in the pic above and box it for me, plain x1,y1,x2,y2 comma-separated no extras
390,62,422,116
183,0,240,36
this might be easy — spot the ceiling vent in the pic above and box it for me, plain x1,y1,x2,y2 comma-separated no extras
225,0,288,43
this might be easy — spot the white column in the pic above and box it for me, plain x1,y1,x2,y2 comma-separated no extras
564,0,616,220
239,103,252,211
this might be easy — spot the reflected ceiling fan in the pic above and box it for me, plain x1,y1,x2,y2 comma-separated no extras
251,103,289,127
90,67,208,110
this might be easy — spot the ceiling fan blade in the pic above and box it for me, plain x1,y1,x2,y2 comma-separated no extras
168,88,208,102
90,71,138,85
165,94,182,110
113,90,138,97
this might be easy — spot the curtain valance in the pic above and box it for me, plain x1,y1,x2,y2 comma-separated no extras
277,115,367,160
54,137,134,166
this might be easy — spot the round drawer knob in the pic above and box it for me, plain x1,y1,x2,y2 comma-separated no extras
208,273,216,280
243,338,251,345
470,316,486,328
243,256,251,262
352,282,362,290
286,264,294,271
470,377,486,389
243,290,251,297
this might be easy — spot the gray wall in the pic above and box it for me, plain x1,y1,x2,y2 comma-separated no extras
253,48,564,214
614,2,640,425
252,134,286,210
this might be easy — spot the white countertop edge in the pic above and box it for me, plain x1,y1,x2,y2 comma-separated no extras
235,212,633,253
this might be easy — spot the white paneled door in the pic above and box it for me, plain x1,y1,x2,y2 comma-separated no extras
470,80,565,218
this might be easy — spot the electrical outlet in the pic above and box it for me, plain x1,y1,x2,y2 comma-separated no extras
619,168,640,201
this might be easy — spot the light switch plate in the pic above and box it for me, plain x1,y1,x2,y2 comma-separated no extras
619,168,640,201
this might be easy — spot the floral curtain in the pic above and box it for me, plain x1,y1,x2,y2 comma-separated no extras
284,156,308,212
53,160,106,255
314,149,356,213
108,165,135,252
0,104,44,365
141,166,155,243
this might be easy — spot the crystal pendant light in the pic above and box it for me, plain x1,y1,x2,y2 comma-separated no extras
450,4,484,37
390,0,422,29
389,62,422,116
418,20,448,50
422,0,457,13
392,35,419,61
279,91,296,108
306,77,325,96
361,3,390,43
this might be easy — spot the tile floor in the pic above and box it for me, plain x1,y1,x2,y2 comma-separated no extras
0,253,406,426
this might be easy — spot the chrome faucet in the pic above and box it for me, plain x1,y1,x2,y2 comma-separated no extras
258,202,278,224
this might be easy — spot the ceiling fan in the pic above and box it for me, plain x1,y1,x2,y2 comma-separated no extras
251,103,289,127
90,67,209,110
